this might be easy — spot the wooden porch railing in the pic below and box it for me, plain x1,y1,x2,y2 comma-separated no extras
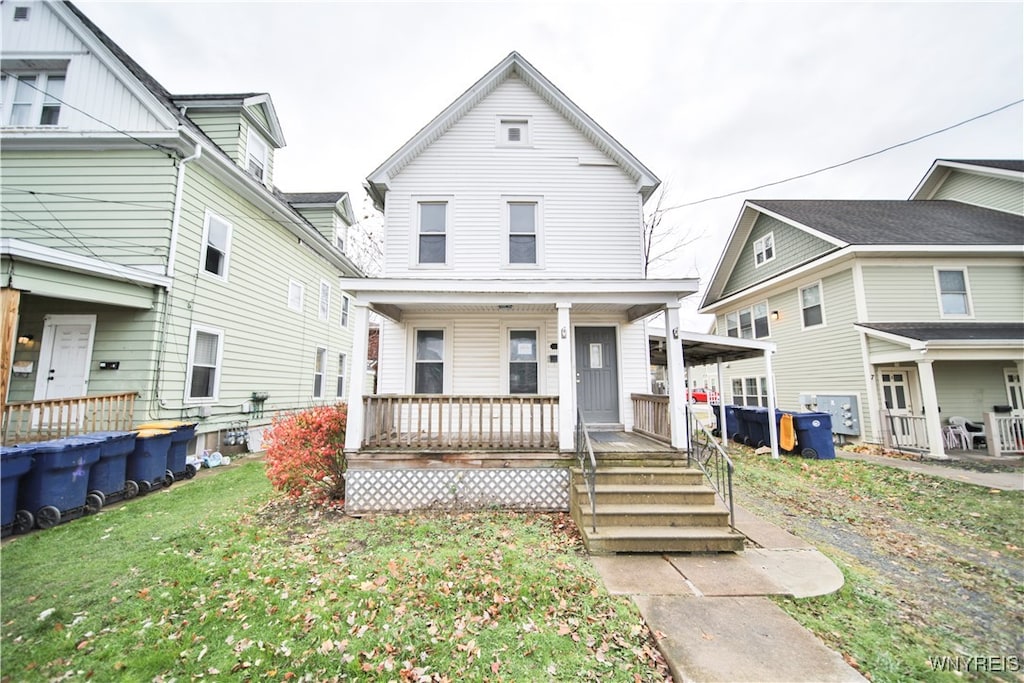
984,413,1024,456
363,395,558,449
631,393,671,444
878,411,929,452
2,392,138,445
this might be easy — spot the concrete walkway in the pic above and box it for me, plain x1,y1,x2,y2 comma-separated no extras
835,450,1024,491
590,505,867,682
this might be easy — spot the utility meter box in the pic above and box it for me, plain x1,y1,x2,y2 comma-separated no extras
815,394,861,436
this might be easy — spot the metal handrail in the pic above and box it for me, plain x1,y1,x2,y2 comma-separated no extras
689,416,735,529
575,407,597,533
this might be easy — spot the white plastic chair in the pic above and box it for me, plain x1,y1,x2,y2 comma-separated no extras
947,416,987,449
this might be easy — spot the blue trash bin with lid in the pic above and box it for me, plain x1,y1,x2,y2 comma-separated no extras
730,406,751,444
17,438,102,529
126,429,174,494
711,405,741,441
134,421,198,481
1,445,37,536
84,431,138,507
742,407,770,446
793,412,835,459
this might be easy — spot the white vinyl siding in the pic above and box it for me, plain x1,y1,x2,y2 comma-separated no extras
382,76,643,279
186,324,224,402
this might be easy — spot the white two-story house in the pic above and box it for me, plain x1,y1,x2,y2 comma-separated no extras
340,52,700,514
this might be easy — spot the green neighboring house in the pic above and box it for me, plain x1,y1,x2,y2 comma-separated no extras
700,159,1024,459
1,1,363,452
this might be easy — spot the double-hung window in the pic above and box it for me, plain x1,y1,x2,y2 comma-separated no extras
417,201,447,265
201,210,232,280
313,347,326,398
507,201,539,265
287,280,304,312
414,330,444,394
337,353,347,398
1,72,65,126
731,376,768,407
186,325,223,401
340,296,350,327
725,302,770,339
753,232,775,267
319,280,331,321
800,282,824,328
936,269,971,316
509,330,538,394
246,129,269,182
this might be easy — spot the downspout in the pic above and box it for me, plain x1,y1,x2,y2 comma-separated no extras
166,143,203,281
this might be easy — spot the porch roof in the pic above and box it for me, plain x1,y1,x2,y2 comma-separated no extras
337,277,699,323
856,322,1024,350
678,330,777,365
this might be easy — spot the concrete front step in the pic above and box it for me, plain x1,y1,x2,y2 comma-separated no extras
578,503,730,528
582,526,745,554
575,483,717,506
587,466,705,486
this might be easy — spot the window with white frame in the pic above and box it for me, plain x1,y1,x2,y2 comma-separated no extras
800,282,824,328
509,330,539,394
340,295,350,327
1004,370,1023,412
318,280,330,321
417,201,447,265
414,329,444,394
186,325,223,401
936,269,972,316
312,347,326,398
334,214,346,253
507,200,539,265
731,376,768,407
725,301,770,339
337,352,347,397
201,210,232,279
246,128,269,182
1,71,65,126
287,280,304,312
498,118,529,145
753,232,775,267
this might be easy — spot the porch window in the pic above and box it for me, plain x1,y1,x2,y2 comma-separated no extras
754,232,774,267
313,347,326,398
507,201,537,265
800,282,824,328
337,352,347,397
936,269,971,317
2,71,65,126
725,302,770,339
418,202,447,264
246,128,269,182
186,325,223,401
414,330,444,394
731,376,768,407
509,330,538,394
201,210,232,279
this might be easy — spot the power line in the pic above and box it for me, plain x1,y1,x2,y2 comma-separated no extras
658,98,1024,213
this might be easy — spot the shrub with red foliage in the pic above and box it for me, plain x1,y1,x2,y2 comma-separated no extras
264,404,347,504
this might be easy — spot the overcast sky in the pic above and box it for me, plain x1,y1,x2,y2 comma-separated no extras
79,0,1023,328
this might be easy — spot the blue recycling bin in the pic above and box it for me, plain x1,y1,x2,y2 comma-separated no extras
1,445,37,536
17,438,102,530
742,407,770,447
793,412,835,459
731,406,751,445
84,431,138,506
712,405,741,442
134,421,198,481
126,429,174,494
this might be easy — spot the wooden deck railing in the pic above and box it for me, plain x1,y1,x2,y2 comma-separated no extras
363,395,558,449
877,411,929,452
2,392,138,445
984,413,1024,456
631,393,671,444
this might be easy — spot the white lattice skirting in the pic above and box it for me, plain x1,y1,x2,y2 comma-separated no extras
346,468,570,513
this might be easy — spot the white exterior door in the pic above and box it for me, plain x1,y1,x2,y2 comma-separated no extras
878,368,918,446
33,315,96,426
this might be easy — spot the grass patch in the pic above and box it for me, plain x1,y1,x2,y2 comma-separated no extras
731,449,1024,682
1,460,668,681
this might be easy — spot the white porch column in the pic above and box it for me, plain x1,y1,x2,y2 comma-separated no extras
916,359,946,459
556,303,575,451
664,303,689,450
764,349,780,459
344,302,370,452
716,356,728,443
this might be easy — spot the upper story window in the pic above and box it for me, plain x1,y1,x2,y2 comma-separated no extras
340,295,350,327
800,281,825,328
417,201,447,265
1,72,65,126
334,214,346,253
287,279,304,312
246,128,268,182
753,232,775,267
936,268,972,317
507,200,539,265
498,117,530,146
319,280,331,321
200,210,232,280
725,301,770,339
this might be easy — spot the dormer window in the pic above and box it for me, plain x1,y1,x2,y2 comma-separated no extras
753,232,775,267
246,128,268,182
498,118,530,146
1,72,65,126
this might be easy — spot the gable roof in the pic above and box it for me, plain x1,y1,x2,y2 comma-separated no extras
911,159,1024,199
173,93,286,147
281,191,355,225
364,51,659,210
856,322,1024,349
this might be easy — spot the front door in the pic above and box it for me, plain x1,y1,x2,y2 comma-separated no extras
878,367,917,446
33,315,96,425
575,326,618,423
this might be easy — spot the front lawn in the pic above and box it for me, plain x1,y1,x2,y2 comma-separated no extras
0,459,669,681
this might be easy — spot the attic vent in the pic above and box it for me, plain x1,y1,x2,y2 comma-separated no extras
13,6,30,20
499,118,529,146
507,127,521,142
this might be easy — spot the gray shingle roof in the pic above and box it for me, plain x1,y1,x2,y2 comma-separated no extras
858,322,1024,342
942,160,1024,173
282,192,347,205
751,200,1023,245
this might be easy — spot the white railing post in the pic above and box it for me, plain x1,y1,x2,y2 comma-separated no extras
344,302,370,451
